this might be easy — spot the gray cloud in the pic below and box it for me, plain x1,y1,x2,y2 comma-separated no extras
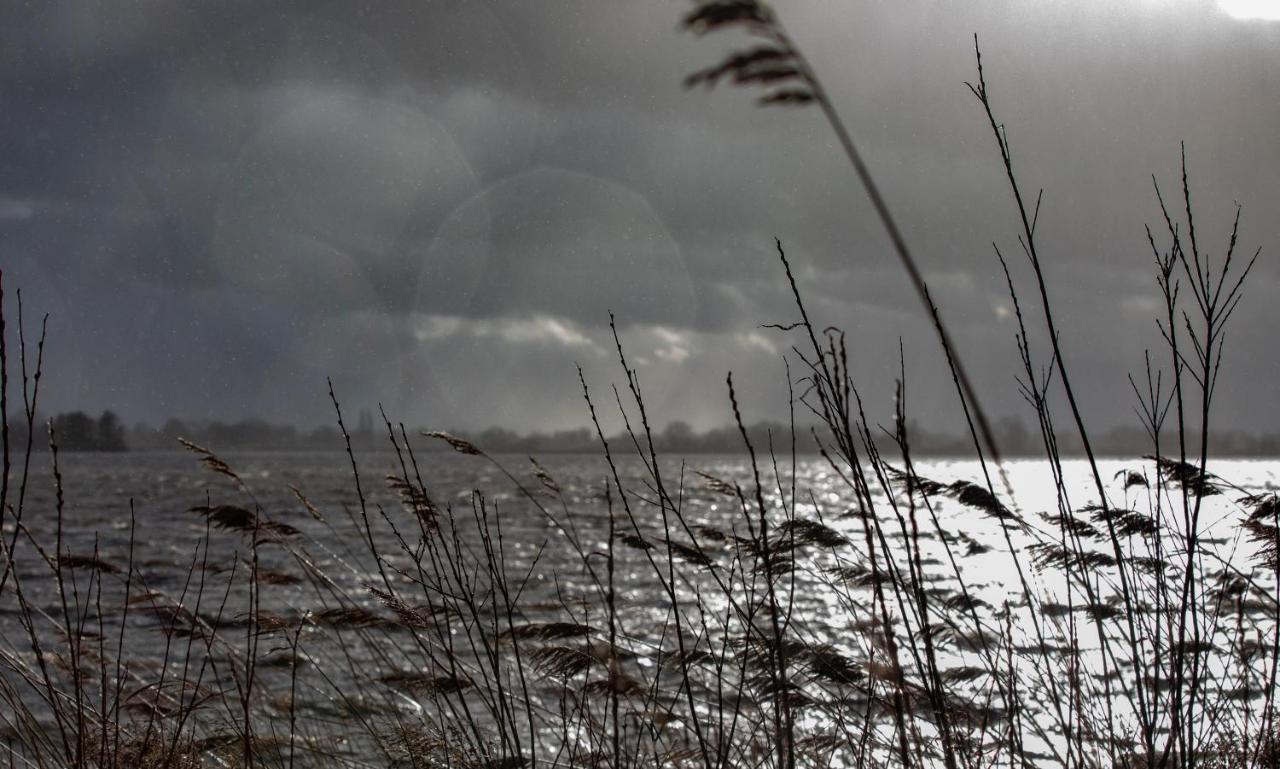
1,0,1278,434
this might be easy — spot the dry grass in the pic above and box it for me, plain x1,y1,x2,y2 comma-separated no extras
1,4,1275,768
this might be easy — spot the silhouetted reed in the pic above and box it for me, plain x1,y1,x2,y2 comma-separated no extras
2,4,1277,768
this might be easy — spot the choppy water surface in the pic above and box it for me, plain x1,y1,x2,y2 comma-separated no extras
2,450,1277,766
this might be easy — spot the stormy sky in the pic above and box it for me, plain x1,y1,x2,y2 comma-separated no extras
2,0,1278,435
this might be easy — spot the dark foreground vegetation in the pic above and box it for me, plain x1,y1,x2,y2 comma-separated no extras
2,3,1278,768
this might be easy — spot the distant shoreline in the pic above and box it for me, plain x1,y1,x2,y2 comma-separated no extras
23,410,1280,459
43,446,1280,460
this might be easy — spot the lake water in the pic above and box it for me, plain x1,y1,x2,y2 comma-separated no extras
2,449,1277,766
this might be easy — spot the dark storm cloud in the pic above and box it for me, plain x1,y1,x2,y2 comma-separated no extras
1,0,1277,432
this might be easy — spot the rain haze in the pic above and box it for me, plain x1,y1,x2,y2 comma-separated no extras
3,0,1279,438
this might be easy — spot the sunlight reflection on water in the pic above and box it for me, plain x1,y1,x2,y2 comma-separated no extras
3,450,1276,764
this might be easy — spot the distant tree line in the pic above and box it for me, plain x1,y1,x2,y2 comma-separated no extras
127,410,380,451
6,411,128,452
8,409,1280,456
